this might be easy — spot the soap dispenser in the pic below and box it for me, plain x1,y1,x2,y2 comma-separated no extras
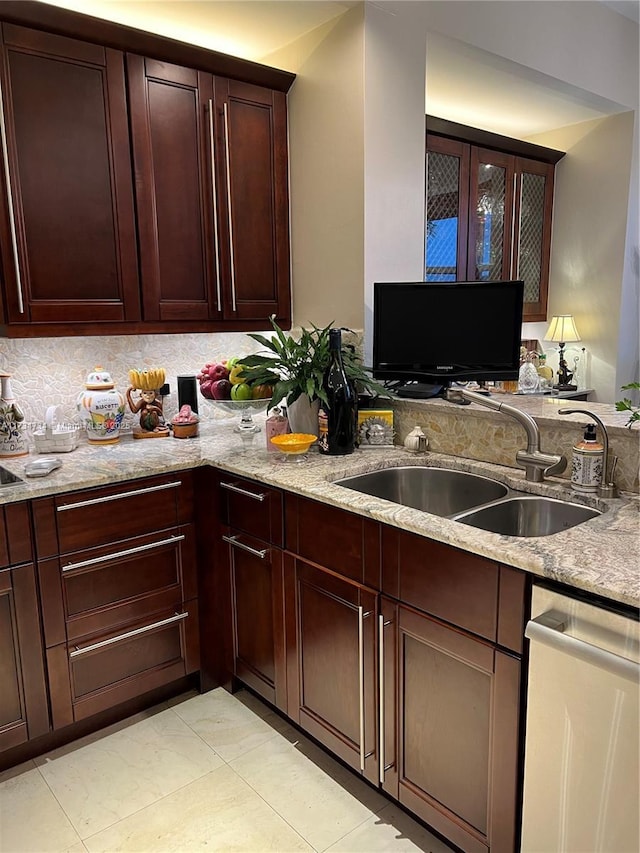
570,423,604,493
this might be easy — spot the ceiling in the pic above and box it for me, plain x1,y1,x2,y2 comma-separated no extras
41,0,635,139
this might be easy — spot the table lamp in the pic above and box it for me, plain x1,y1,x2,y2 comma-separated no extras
544,315,581,390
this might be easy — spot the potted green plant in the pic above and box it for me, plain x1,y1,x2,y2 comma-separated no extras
239,317,387,433
616,381,640,428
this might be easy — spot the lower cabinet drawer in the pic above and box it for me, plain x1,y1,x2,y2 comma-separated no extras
38,524,197,646
47,602,199,725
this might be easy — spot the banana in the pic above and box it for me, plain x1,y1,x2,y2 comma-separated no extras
128,367,166,391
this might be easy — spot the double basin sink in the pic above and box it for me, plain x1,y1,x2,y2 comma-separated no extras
335,466,601,537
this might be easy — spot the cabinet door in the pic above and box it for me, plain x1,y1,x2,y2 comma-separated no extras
215,78,290,325
285,556,379,785
467,147,515,282
128,55,221,322
0,564,49,752
0,24,140,324
225,527,286,710
382,601,521,853
425,135,469,281
513,157,554,322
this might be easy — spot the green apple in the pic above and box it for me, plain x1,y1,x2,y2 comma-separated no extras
231,383,252,401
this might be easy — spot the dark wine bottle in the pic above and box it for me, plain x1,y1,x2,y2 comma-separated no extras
318,328,356,455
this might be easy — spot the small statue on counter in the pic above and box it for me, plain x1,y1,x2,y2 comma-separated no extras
126,368,170,439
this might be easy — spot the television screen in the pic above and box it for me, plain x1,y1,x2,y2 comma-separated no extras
372,280,524,393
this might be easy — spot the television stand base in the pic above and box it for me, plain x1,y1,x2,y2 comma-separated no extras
396,382,444,399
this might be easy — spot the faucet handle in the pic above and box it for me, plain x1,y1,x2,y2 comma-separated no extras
598,455,619,498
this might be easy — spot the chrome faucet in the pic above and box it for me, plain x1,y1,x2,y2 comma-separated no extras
458,389,567,483
558,408,618,498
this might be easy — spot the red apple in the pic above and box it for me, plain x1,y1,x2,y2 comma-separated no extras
199,379,214,399
211,378,232,399
209,362,230,381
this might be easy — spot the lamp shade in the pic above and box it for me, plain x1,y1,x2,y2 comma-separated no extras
544,315,581,343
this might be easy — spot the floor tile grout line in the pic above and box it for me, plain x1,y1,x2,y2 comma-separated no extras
77,763,232,848
30,760,86,849
218,761,322,853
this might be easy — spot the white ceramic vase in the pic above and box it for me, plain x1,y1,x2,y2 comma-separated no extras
0,372,28,457
286,394,320,437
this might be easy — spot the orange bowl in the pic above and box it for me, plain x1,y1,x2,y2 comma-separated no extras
270,433,318,455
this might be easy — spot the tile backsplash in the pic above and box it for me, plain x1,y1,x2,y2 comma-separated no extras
0,331,266,428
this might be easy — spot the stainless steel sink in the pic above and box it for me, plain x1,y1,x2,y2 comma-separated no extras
334,465,602,536
335,466,509,518
456,496,601,537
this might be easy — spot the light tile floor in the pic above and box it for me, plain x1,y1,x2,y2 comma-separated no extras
0,688,456,853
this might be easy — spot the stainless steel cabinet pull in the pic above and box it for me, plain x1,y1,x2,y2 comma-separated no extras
207,98,222,312
526,613,640,683
0,78,24,314
357,607,373,771
69,611,188,658
222,102,237,312
62,535,185,573
222,534,269,560
378,614,394,783
220,481,266,501
57,480,181,511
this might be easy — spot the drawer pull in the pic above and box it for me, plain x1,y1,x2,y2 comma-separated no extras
57,480,181,512
62,534,186,573
69,611,188,658
222,534,269,559
220,481,267,502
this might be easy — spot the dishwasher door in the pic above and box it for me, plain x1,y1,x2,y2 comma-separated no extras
521,585,639,853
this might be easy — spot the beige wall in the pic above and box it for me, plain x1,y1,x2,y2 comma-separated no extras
524,113,636,401
268,7,365,330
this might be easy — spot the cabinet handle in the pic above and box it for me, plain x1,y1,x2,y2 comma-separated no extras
207,98,222,312
358,606,373,772
222,102,237,312
222,534,269,560
62,534,185,573
220,481,267,501
0,77,24,314
56,480,181,511
525,613,639,683
69,611,188,658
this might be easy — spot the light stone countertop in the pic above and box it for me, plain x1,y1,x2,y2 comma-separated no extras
1,412,638,610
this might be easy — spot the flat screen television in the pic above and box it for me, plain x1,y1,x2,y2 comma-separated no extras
372,280,524,396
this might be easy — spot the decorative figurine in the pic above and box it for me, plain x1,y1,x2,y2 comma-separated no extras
126,368,170,439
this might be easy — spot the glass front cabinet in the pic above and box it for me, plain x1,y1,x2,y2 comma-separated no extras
425,127,560,322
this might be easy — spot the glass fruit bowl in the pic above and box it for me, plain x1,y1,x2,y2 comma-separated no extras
205,397,271,433
270,433,318,459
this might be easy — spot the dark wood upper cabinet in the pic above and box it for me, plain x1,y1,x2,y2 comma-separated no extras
127,56,218,322
426,121,561,322
214,78,290,326
0,23,140,325
0,6,293,336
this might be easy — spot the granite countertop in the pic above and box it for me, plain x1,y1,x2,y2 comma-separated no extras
1,414,638,609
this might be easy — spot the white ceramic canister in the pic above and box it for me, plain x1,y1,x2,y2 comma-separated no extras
0,372,28,457
77,367,126,444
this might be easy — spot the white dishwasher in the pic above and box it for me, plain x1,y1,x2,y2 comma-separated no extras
521,585,639,853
